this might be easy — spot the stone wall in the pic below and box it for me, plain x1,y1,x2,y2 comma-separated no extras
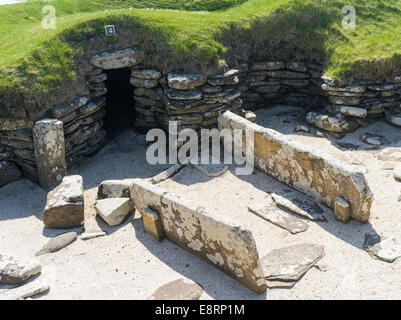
218,111,373,222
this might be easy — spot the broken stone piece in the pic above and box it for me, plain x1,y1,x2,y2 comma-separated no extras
79,231,107,240
95,198,132,226
248,201,309,234
97,179,134,199
271,191,327,222
43,175,84,229
334,197,351,224
0,280,49,300
0,254,41,285
262,244,325,288
142,207,165,241
393,165,401,181
244,111,256,122
147,279,203,300
364,233,401,263
35,232,78,256
361,133,388,146
294,125,310,133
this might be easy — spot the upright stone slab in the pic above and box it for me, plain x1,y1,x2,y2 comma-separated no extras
130,179,266,294
33,119,66,190
218,111,373,222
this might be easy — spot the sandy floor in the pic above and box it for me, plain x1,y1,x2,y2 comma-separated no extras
1,106,401,300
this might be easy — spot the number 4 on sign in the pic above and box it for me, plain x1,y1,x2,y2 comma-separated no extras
105,25,116,36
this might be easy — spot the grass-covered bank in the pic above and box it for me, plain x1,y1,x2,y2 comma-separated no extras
1,0,401,108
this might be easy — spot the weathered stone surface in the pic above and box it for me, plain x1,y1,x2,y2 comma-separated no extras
328,96,361,106
245,111,256,122
306,112,360,133
130,179,266,293
43,175,84,229
166,88,203,101
0,160,22,187
219,111,373,222
368,83,400,91
35,232,77,256
0,118,34,131
0,279,49,300
208,75,239,86
326,105,367,118
90,47,145,69
393,165,401,181
142,207,165,241
334,197,350,224
385,109,401,127
209,69,239,79
33,119,66,190
286,62,307,72
0,254,41,285
321,84,366,93
97,179,134,199
364,233,401,263
271,191,327,222
147,279,203,300
294,125,310,133
261,244,325,288
87,72,107,83
95,198,132,226
79,231,107,240
130,78,159,88
266,71,309,79
168,73,207,90
248,201,309,234
131,69,162,80
251,62,285,71
0,128,33,142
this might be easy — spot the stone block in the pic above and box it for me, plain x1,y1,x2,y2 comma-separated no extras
95,198,132,226
142,207,165,241
43,175,84,229
334,197,351,224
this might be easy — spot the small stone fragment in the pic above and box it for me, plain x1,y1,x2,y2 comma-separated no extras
79,231,107,240
294,125,310,133
361,133,388,146
35,232,78,256
365,233,401,263
142,207,165,241
334,197,351,224
244,111,256,122
147,279,203,300
262,244,325,288
95,198,132,226
0,254,41,285
314,130,325,138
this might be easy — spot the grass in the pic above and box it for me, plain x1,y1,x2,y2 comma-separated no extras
1,0,401,107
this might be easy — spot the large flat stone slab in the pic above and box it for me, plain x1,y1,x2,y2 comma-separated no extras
262,244,325,288
90,47,144,69
130,179,266,294
0,254,41,285
218,111,373,222
95,198,132,226
43,175,84,229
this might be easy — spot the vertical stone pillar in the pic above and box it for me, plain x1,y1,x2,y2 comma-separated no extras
33,119,67,190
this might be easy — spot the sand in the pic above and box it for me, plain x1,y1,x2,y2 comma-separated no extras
1,106,401,300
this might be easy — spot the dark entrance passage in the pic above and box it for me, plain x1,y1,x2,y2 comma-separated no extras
103,68,136,139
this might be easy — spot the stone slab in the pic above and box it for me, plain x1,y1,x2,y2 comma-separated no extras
95,198,132,226
0,254,41,285
90,47,144,69
130,179,266,293
147,279,203,300
218,111,373,222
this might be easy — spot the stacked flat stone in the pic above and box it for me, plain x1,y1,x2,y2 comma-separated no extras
131,66,164,129
48,94,106,167
306,76,401,133
163,70,242,131
239,61,323,110
0,108,35,182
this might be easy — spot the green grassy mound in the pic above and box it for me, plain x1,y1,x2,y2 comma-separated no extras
1,0,401,106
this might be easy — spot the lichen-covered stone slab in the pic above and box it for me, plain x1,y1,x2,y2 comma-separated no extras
0,254,41,285
218,111,373,222
261,244,325,287
271,191,327,222
90,47,144,69
33,119,66,190
306,112,360,133
130,179,266,294
168,73,207,90
147,279,203,300
43,175,84,229
248,202,309,234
